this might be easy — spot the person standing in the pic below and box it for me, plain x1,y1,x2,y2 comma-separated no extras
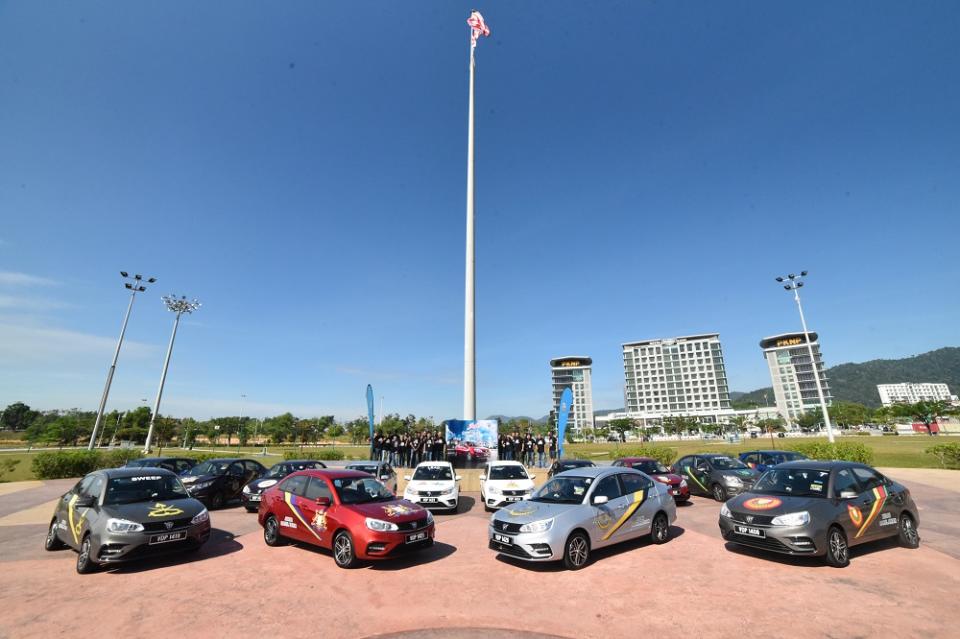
548,433,557,462
536,434,546,468
434,431,444,463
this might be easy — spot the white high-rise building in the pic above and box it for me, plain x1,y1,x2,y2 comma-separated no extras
761,332,832,423
621,334,732,423
877,383,954,406
550,357,594,433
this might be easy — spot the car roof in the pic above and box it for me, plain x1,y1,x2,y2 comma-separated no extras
557,465,626,479
291,469,371,480
556,458,594,465
487,460,524,467
204,458,247,463
101,467,178,479
774,460,860,470
745,450,798,455
415,461,452,468
280,460,325,465
615,457,656,463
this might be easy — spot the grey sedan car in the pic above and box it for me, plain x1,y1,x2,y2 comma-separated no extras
672,454,760,501
488,466,677,570
719,461,920,567
44,467,211,574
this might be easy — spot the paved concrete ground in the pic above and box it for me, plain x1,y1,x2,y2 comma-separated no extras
1,470,958,639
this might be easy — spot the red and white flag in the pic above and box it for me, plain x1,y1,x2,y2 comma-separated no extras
467,10,490,51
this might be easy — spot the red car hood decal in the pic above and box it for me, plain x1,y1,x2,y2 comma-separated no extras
346,499,427,522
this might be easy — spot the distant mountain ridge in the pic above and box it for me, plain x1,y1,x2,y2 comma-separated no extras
734,347,960,409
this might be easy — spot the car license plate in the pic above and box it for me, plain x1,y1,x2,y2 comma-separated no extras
735,525,765,538
149,531,187,545
670,490,679,495
493,533,512,545
506,496,521,502
248,494,261,502
421,497,438,503
406,531,428,544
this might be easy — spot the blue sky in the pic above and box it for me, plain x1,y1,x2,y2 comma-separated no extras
1,1,958,420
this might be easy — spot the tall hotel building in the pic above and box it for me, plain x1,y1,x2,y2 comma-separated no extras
760,332,832,423
877,383,955,407
550,357,594,433
622,334,732,423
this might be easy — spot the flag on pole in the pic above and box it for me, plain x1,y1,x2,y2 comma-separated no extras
467,10,490,51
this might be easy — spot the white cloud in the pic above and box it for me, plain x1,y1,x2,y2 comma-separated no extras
0,271,59,287
0,322,156,364
0,294,71,310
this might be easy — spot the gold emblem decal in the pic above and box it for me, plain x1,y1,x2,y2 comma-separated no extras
148,503,185,518
312,510,328,531
382,504,416,518
506,504,537,517
594,510,613,530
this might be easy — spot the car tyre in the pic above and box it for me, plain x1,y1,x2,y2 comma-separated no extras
651,512,670,544
263,515,284,547
825,526,850,568
563,531,590,570
210,491,225,510
898,513,920,549
244,507,257,513
333,530,359,569
711,483,727,502
76,535,98,574
44,519,65,551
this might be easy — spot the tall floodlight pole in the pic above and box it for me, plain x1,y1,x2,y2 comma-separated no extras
463,10,490,421
144,295,201,453
88,272,156,450
776,271,835,443
238,393,246,451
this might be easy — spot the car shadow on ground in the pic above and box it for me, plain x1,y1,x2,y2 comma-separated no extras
433,496,476,517
103,528,243,574
723,535,905,568
495,525,687,573
289,539,457,570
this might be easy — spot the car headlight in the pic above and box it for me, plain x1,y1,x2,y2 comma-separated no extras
719,503,731,518
680,479,688,488
487,485,502,495
242,484,251,494
724,476,743,486
771,511,810,527
258,479,277,489
518,518,554,533
655,475,671,483
106,518,144,533
441,487,456,496
366,517,399,532
191,508,209,525
425,510,434,524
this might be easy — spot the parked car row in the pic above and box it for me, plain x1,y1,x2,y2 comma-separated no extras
43,450,921,574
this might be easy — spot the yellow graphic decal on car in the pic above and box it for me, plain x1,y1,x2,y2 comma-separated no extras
506,504,537,517
382,504,416,518
854,486,888,539
67,494,87,545
594,510,613,530
685,468,708,492
312,510,328,531
283,491,323,543
601,490,646,541
847,504,863,527
148,503,185,518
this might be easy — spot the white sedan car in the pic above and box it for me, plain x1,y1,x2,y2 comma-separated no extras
480,461,536,511
403,461,461,512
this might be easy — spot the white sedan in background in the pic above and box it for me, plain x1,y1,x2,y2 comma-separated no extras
403,461,461,512
480,461,536,511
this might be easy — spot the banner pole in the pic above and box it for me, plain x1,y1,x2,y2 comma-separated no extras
464,46,477,421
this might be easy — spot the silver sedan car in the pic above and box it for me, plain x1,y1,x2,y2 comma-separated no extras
488,466,677,570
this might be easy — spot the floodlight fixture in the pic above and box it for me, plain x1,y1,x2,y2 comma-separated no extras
120,271,128,277
800,270,808,276
775,277,784,282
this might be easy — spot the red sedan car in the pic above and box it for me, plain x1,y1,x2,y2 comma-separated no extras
612,457,690,502
258,469,435,568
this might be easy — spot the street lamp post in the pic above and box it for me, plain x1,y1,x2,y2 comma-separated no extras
238,394,246,452
88,272,155,450
775,271,835,443
144,295,201,454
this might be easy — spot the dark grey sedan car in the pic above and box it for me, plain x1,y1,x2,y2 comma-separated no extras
718,461,920,567
672,454,760,501
345,461,398,494
44,468,210,574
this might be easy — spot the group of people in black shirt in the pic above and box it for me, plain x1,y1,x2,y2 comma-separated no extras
498,431,557,468
371,430,445,467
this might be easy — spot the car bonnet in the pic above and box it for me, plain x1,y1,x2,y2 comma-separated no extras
494,500,571,525
408,479,454,490
349,499,428,523
102,497,204,522
720,468,758,480
727,492,819,515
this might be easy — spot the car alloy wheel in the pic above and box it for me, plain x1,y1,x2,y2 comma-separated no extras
651,513,670,544
263,516,283,547
44,519,65,551
712,484,727,502
76,536,97,574
826,527,849,568
334,531,358,568
563,532,590,570
898,513,920,549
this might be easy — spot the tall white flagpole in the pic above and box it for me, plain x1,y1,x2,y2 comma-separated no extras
464,42,477,421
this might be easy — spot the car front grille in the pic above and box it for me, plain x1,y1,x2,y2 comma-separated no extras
502,490,527,496
143,517,193,532
398,518,428,531
729,512,775,526
493,520,522,534
724,530,791,552
418,491,441,497
489,539,533,559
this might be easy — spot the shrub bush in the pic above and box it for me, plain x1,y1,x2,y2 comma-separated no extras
786,441,874,465
32,451,102,479
926,443,960,469
611,445,677,466
99,449,143,468
283,449,345,461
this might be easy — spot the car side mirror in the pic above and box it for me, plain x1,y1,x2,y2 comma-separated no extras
75,495,96,508
593,495,609,505
696,466,708,473
839,490,858,500
455,475,462,481
529,475,536,480
479,475,486,481
315,496,331,507
380,475,390,480
403,476,411,481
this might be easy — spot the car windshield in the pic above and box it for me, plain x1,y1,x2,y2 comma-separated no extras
412,466,452,481
346,465,381,475
488,465,529,480
781,452,806,461
707,456,748,470
270,462,324,477
104,475,189,505
752,468,831,498
333,477,394,504
560,461,593,472
186,461,229,476
532,476,592,504
631,460,669,474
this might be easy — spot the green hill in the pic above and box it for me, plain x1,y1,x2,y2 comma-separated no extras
734,347,960,409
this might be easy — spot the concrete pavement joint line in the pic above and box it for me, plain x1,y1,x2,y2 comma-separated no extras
362,628,574,639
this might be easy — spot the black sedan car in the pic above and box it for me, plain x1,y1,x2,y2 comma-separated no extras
345,461,398,494
719,461,920,567
672,454,760,501
180,458,267,509
44,467,210,574
547,458,597,479
124,457,197,475
241,460,327,511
